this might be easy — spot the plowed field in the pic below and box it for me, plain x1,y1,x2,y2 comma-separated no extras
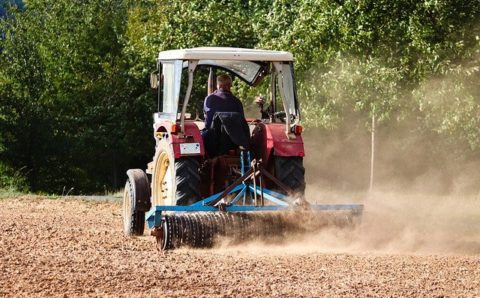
1,196,479,297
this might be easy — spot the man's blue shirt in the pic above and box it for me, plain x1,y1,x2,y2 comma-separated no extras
203,89,245,129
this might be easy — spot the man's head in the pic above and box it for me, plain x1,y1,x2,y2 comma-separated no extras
217,74,232,91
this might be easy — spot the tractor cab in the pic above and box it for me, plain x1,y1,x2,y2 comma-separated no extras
151,47,302,135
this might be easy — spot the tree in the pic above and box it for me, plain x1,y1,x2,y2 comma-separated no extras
1,0,480,193
0,0,153,193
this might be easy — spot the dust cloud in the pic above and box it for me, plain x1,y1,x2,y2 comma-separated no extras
209,190,480,256
217,59,480,255
209,123,480,256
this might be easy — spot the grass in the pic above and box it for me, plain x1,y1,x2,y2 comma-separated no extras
0,188,25,199
0,187,124,202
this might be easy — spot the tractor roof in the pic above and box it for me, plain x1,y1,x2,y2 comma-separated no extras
158,47,294,62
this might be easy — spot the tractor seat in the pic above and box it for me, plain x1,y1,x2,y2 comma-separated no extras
205,112,250,157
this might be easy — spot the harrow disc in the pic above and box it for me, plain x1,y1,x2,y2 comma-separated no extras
154,210,359,250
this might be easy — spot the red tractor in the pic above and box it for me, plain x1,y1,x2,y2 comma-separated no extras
122,47,362,249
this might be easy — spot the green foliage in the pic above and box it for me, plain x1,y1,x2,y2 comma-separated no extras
0,162,28,192
0,0,154,193
415,57,480,149
253,0,480,78
124,0,257,79
1,0,480,193
299,55,403,128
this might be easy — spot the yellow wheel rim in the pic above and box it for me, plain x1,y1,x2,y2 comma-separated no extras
153,151,171,206
122,182,132,234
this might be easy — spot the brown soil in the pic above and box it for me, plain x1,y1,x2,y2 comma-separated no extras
0,196,479,297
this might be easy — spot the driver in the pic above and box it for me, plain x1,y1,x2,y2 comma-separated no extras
203,74,245,129
201,74,248,156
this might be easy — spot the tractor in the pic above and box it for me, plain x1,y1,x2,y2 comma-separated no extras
122,47,362,250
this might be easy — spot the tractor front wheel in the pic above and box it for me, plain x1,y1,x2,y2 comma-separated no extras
122,169,151,236
274,156,306,195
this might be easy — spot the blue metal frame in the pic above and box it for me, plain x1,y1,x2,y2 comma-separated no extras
145,183,363,229
145,151,363,229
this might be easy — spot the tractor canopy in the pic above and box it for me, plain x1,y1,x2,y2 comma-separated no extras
155,47,300,132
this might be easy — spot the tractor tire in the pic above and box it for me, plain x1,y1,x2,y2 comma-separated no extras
175,158,201,205
152,139,201,206
122,169,150,236
274,156,306,195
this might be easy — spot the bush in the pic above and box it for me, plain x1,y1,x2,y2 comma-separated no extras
0,163,28,192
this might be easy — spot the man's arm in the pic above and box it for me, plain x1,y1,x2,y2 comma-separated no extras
203,95,215,129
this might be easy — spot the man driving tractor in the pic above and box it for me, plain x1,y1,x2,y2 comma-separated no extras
201,74,249,157
203,74,245,129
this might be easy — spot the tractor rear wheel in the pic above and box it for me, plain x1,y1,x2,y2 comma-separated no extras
122,169,151,236
175,158,201,205
274,156,306,195
152,139,201,206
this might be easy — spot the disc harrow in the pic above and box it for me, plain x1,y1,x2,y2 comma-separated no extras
152,210,359,250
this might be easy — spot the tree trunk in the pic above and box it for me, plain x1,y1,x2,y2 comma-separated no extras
369,114,375,192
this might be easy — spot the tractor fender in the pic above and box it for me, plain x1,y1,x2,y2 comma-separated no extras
251,122,305,166
153,120,205,159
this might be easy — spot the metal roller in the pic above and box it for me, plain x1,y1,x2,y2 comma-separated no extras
154,210,358,250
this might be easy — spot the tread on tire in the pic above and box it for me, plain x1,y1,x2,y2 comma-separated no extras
274,156,306,195
175,158,201,205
